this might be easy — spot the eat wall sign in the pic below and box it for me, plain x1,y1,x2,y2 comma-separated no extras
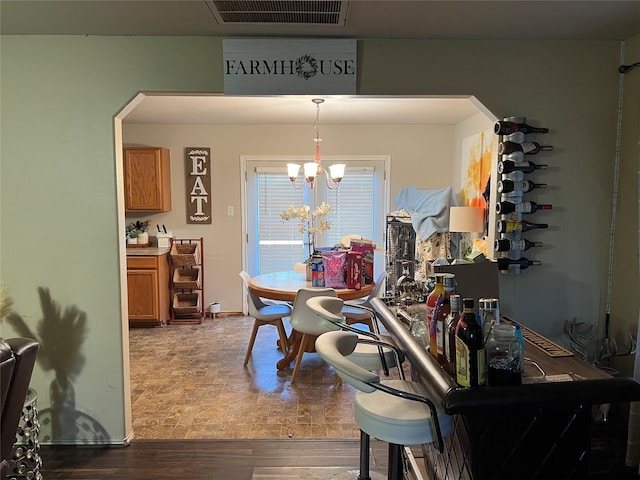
185,147,211,224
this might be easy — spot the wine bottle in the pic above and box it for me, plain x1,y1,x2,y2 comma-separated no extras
502,171,524,182
497,219,549,234
426,274,445,358
495,238,543,252
501,151,525,162
494,121,549,135
498,160,548,174
435,275,456,367
444,294,461,376
499,141,553,155
455,298,486,388
504,131,525,143
500,192,523,204
497,257,542,271
496,201,552,215
498,179,547,194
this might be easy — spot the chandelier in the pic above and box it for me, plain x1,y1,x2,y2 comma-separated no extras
287,98,345,190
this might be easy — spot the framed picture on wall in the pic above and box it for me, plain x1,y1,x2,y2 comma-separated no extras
185,147,212,224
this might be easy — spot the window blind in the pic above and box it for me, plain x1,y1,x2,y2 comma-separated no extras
256,170,305,273
248,159,386,275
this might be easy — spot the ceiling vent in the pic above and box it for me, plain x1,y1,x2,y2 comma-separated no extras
206,0,350,26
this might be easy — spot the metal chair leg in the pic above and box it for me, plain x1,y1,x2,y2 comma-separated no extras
358,430,371,480
388,443,404,480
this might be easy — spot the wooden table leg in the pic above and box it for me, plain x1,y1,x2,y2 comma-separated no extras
276,329,319,370
277,330,302,370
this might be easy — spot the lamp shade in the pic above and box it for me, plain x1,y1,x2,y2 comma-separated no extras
328,163,345,181
449,206,485,233
287,163,301,179
303,162,319,179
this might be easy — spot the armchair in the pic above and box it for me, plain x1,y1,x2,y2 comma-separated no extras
0,337,39,477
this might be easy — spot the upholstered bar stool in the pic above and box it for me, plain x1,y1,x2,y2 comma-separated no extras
306,295,402,375
316,330,453,480
292,291,403,384
239,271,292,366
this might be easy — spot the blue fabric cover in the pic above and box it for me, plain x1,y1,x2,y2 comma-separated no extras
395,186,458,241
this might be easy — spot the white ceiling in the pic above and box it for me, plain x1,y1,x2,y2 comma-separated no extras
2,1,639,40
5,0,637,125
123,94,486,125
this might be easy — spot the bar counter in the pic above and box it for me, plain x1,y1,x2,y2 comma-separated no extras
371,298,640,480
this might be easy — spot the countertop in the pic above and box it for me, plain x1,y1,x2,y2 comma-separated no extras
126,246,170,256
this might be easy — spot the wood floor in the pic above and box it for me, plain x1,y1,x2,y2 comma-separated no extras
40,439,402,480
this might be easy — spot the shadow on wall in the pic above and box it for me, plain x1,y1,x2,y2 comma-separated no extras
6,287,109,443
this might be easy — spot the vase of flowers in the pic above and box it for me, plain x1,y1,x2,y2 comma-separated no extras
281,202,332,260
125,220,150,246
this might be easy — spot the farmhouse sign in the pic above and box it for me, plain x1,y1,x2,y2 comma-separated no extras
185,147,211,224
223,38,357,95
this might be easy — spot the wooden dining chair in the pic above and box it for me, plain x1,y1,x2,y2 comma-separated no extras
239,271,292,367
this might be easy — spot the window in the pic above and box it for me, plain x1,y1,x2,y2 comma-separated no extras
243,156,388,276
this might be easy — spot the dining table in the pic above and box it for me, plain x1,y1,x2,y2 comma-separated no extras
248,271,375,370
248,271,374,303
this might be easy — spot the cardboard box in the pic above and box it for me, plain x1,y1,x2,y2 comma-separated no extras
351,245,374,284
346,251,363,290
427,261,499,303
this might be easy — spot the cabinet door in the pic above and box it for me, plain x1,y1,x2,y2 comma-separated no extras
123,147,172,211
127,269,159,320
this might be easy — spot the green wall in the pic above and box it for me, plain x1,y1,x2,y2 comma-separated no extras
2,35,636,444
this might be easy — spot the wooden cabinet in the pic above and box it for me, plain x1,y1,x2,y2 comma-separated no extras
123,147,172,212
126,254,170,326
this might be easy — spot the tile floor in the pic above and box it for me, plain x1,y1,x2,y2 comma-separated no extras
129,315,378,440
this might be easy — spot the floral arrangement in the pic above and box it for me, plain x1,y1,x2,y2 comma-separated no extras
280,202,332,234
126,220,150,240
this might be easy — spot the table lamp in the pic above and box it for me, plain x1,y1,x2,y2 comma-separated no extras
449,206,485,262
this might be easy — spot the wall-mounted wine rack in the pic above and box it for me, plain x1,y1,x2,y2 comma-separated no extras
494,117,552,274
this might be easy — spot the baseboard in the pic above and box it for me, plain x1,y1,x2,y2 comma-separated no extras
207,311,243,318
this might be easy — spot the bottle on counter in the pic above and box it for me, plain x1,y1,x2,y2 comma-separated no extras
478,297,500,342
494,238,543,252
409,314,429,348
434,274,456,366
426,274,445,358
444,294,461,376
486,324,522,386
496,200,552,215
455,298,486,388
497,219,549,234
494,120,549,136
498,160,548,175
499,141,553,155
513,322,525,372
